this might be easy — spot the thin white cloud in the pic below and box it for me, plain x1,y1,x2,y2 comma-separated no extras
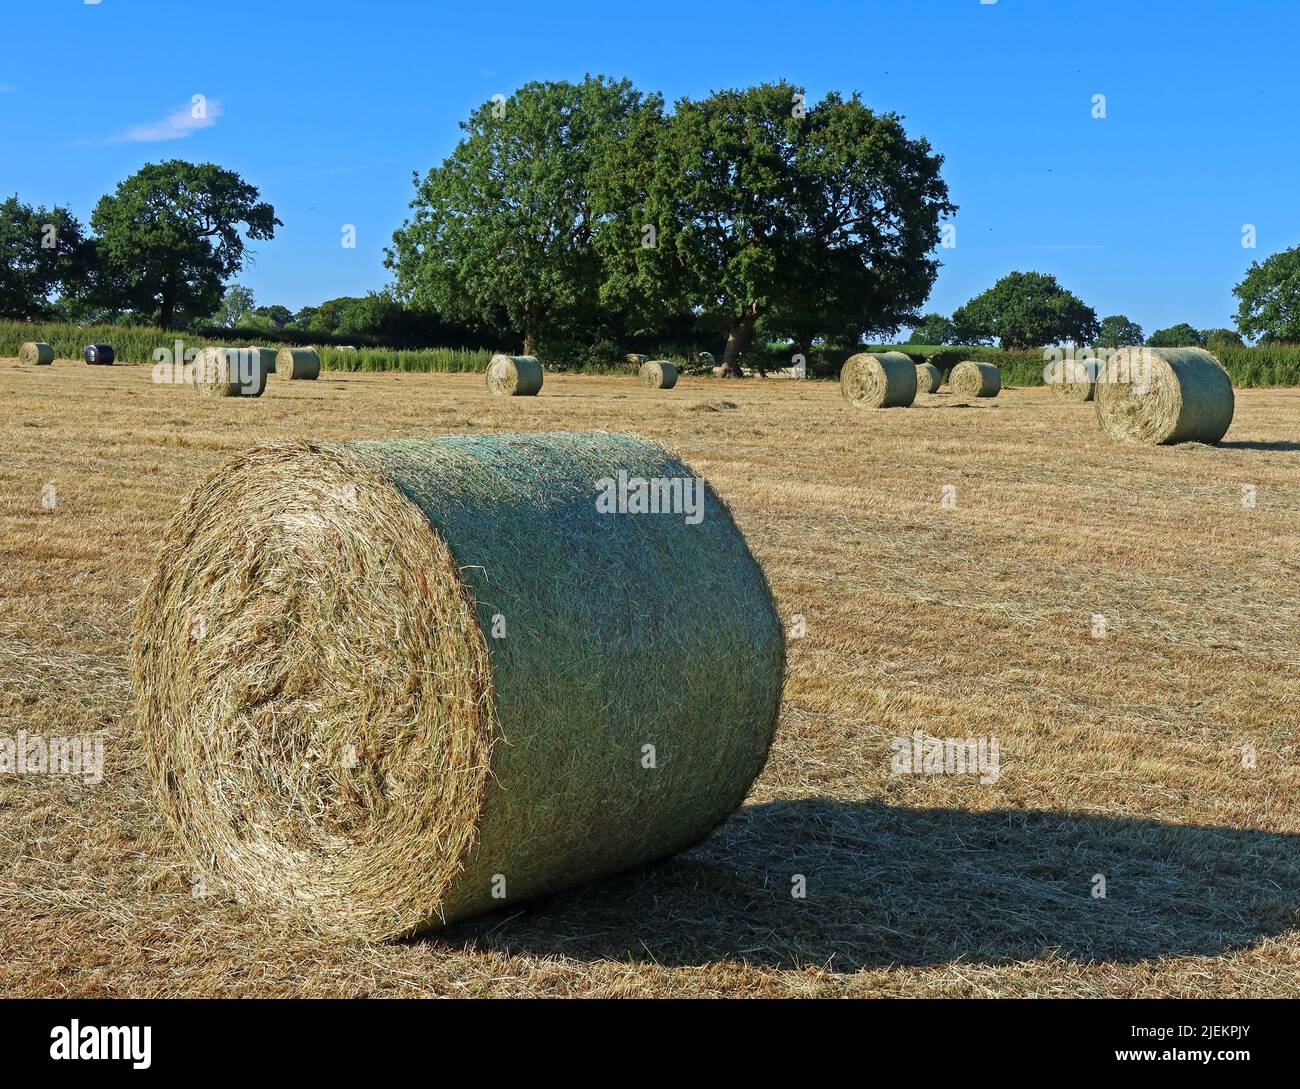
108,100,223,143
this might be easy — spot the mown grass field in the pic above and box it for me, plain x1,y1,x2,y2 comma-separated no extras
2,357,1299,997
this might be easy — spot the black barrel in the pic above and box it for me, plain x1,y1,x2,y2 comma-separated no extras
84,344,116,365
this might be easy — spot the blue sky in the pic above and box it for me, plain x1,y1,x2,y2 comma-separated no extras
2,0,1297,336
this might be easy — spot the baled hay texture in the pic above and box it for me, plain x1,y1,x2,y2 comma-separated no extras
1047,358,1095,402
711,365,727,378
1095,347,1234,445
915,362,941,394
950,360,1001,398
625,353,648,366
639,360,678,389
84,344,115,365
131,432,784,940
191,347,268,398
840,351,918,409
20,341,54,366
274,347,320,380
486,354,543,396
247,345,278,375
697,351,715,365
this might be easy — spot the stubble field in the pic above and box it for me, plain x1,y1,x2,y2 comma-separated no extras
2,357,1298,997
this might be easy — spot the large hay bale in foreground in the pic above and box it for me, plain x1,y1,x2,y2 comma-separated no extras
274,347,320,380
915,362,941,394
131,432,784,940
191,347,268,397
486,354,543,396
1047,358,1095,402
640,360,678,389
950,360,1000,398
1095,347,1234,445
840,351,917,408
20,342,54,366
84,344,115,366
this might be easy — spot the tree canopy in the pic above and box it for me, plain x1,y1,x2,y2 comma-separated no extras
90,160,279,329
952,271,1098,350
907,313,958,345
1233,246,1300,343
0,196,90,320
1094,314,1144,348
1145,323,1204,347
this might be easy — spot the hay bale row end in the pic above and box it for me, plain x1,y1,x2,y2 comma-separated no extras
275,347,319,380
131,431,784,940
915,361,941,394
950,360,1001,399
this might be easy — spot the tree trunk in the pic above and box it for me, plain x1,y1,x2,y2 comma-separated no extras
523,331,536,356
721,309,759,377
159,272,175,331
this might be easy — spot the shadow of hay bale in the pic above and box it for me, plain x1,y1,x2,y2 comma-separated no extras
427,800,1300,972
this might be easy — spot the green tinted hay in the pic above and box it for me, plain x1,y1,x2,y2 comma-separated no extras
486,354,543,396
640,360,678,389
20,341,54,366
950,360,1001,398
274,347,320,380
131,432,784,940
191,347,268,397
915,362,941,394
840,351,917,408
1096,347,1234,444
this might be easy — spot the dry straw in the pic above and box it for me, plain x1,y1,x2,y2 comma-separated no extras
274,347,320,380
640,360,678,389
1047,358,1095,402
1095,347,1234,444
131,432,784,940
191,347,268,398
19,342,54,366
915,361,941,394
840,351,917,408
625,353,648,366
950,360,1001,398
486,354,543,396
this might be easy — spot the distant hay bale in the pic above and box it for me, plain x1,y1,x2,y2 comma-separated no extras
274,347,320,380
20,342,54,366
246,346,278,375
711,365,727,378
1047,358,1095,402
639,360,678,389
625,353,648,366
1095,347,1234,445
839,351,917,409
84,344,115,366
915,362,941,394
131,431,784,940
950,360,1001,398
486,354,543,396
697,351,715,365
191,347,268,398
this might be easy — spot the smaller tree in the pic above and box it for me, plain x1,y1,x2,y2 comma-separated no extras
212,284,256,327
1201,328,1243,347
1234,246,1300,343
253,304,293,329
907,313,957,345
952,271,1098,349
1094,314,1144,348
0,196,92,320
1146,323,1204,347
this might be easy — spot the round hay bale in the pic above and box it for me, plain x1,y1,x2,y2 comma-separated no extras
247,345,278,375
131,432,784,940
950,360,1000,398
274,347,320,380
710,365,727,378
639,360,678,390
191,347,268,398
486,354,543,396
84,344,115,366
839,351,917,409
697,351,715,365
1095,347,1234,445
20,342,54,366
1046,358,1095,402
625,353,648,366
915,361,941,394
